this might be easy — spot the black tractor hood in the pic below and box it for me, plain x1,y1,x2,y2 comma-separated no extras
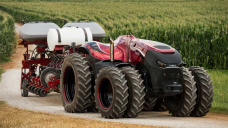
145,50,182,67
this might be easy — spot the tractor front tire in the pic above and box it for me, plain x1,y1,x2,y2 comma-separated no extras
189,66,214,117
95,67,129,119
165,68,197,117
121,67,145,118
85,55,100,113
152,98,167,111
60,53,92,113
86,102,98,113
143,96,157,111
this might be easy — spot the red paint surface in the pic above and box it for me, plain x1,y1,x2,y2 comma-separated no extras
85,35,175,65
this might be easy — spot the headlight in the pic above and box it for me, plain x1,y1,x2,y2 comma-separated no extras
157,60,166,67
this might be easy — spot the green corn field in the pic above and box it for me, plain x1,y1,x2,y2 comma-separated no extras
0,10,15,63
0,0,227,69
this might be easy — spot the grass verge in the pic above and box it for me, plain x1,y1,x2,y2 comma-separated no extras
208,70,228,114
0,68,3,80
0,102,162,128
0,101,5,106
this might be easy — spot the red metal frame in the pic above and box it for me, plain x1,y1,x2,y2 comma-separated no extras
47,76,60,93
20,34,103,96
20,39,61,95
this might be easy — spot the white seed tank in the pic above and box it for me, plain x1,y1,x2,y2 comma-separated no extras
47,27,92,51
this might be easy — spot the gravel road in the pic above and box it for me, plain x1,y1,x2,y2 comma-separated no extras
0,24,227,128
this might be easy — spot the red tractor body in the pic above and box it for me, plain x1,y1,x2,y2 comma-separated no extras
84,35,175,63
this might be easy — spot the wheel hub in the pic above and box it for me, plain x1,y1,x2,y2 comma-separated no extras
99,78,113,109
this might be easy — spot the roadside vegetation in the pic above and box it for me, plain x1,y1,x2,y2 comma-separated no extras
209,70,228,114
0,10,15,63
0,69,3,79
0,10,15,77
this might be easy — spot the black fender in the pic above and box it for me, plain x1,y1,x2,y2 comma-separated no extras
78,46,91,55
95,60,134,77
115,62,133,68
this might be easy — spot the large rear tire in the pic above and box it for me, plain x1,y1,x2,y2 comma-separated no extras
121,67,145,118
95,67,129,118
60,53,92,113
143,96,157,111
86,102,98,113
165,68,197,117
85,55,100,113
189,66,214,117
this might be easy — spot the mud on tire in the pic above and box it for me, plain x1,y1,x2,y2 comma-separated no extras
189,66,214,117
60,53,92,113
165,68,197,117
121,67,145,118
95,67,129,118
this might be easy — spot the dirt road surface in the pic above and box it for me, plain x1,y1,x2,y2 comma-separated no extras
0,24,228,128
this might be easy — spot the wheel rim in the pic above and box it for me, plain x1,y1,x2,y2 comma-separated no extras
44,71,56,84
63,66,75,103
98,78,113,109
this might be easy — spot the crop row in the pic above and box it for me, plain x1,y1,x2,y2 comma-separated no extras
0,10,15,62
0,1,227,69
